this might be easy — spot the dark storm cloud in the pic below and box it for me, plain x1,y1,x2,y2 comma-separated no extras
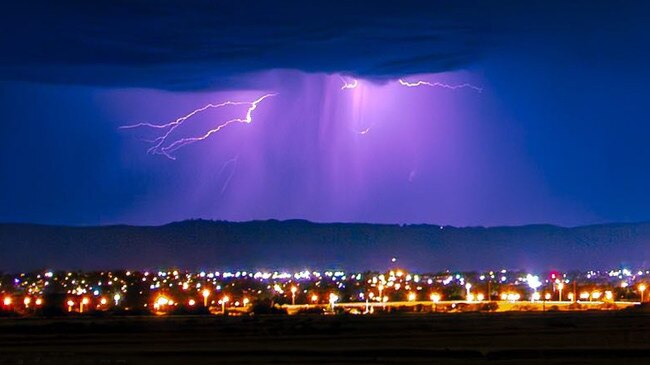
0,1,644,90
0,0,492,90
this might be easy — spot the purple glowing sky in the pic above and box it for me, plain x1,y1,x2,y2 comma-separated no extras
98,70,581,226
1,1,649,228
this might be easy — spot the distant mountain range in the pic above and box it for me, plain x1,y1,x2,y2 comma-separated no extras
1,220,649,272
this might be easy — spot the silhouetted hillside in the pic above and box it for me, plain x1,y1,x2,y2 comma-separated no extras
1,220,649,271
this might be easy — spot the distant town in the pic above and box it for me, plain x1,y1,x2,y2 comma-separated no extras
1,267,648,316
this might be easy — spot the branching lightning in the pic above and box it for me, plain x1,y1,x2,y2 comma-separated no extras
335,76,481,137
398,79,483,93
120,93,276,160
340,77,359,90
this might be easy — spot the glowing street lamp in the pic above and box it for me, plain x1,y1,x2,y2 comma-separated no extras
430,293,441,312
557,283,564,302
202,289,211,307
378,284,384,300
23,297,31,308
188,299,196,307
154,295,171,311
80,297,89,313
156,296,169,306
291,286,298,305
3,297,11,307
67,300,75,312
591,291,602,301
329,293,339,311
639,284,646,302
311,294,319,303
243,297,250,307
221,295,229,313
465,283,472,301
35,298,43,306
408,292,416,302
113,293,121,306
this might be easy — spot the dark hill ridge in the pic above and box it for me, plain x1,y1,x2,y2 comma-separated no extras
1,220,649,272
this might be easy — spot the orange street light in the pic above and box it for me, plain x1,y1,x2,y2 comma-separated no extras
408,292,416,302
639,284,647,302
557,282,565,302
202,289,211,307
221,295,229,314
80,297,89,313
291,286,298,305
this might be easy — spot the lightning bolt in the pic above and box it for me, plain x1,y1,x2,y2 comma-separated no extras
398,79,483,93
340,77,359,90
120,93,276,160
218,155,239,195
356,127,371,135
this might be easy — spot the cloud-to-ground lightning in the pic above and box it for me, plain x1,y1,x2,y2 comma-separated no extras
120,94,276,160
398,79,483,93
218,155,239,195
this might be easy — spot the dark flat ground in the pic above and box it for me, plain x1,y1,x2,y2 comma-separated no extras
1,312,650,364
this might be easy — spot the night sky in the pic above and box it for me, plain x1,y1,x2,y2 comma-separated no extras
1,1,649,227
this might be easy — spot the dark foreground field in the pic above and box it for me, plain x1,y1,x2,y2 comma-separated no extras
1,312,650,364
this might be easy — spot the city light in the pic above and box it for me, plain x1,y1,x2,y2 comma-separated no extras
80,297,90,313
291,286,298,305
0,267,646,316
155,296,170,309
639,283,646,302
557,282,565,302
202,289,211,307
329,293,339,310
221,295,229,313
